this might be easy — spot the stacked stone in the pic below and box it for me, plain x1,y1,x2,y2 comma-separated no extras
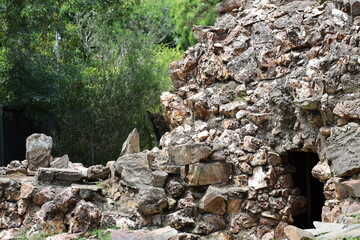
160,0,360,238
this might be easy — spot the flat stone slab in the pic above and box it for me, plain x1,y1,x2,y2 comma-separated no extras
111,226,178,240
316,224,360,239
305,221,346,235
187,163,232,186
36,168,85,185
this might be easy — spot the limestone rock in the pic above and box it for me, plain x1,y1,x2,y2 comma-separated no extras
312,161,331,181
50,155,69,169
199,186,227,215
193,214,226,235
187,163,232,186
333,99,360,119
137,187,168,216
26,133,53,171
111,226,178,240
36,168,85,185
120,128,140,156
66,200,101,233
19,182,35,199
151,170,168,188
326,123,360,177
115,152,152,189
166,178,185,198
87,165,110,181
167,143,212,166
284,225,315,240
342,180,360,198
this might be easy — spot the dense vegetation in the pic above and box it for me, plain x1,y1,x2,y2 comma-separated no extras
0,0,220,164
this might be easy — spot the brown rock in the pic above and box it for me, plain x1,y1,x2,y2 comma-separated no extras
20,182,35,199
66,200,102,233
87,165,110,181
284,225,314,240
167,143,212,166
43,215,66,236
187,163,232,186
199,186,227,215
216,0,243,13
33,187,56,205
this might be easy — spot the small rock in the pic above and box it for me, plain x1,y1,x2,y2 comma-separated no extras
166,178,185,198
66,200,102,233
199,186,227,215
137,187,168,216
151,170,168,188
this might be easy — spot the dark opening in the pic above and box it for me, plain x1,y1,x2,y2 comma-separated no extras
288,151,325,229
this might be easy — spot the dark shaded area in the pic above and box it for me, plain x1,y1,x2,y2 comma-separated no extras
147,110,170,146
288,151,325,229
0,106,57,166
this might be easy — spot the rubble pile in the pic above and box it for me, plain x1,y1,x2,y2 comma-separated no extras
1,0,360,239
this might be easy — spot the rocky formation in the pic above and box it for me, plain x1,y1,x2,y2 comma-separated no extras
1,0,360,239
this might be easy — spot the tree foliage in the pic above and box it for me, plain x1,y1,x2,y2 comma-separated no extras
0,0,216,164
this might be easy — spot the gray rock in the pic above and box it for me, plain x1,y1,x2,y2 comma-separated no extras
87,165,110,181
342,180,360,198
120,128,140,156
326,123,360,176
166,210,195,230
284,225,314,240
333,99,360,119
193,214,226,235
36,168,85,185
50,155,69,169
151,170,168,188
166,178,185,198
216,0,243,13
111,226,178,240
115,152,152,189
26,133,53,171
137,187,168,216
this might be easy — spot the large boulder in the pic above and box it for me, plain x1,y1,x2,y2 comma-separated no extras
26,133,53,171
115,152,153,189
326,123,360,177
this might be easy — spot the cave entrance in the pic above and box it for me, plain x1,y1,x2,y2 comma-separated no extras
288,151,325,229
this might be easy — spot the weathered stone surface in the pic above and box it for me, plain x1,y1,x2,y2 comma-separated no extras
167,143,212,166
152,170,168,188
137,187,168,216
312,161,331,181
87,165,110,181
187,163,232,186
200,232,232,240
284,225,315,240
326,123,360,177
216,0,242,13
20,182,35,199
111,226,178,240
120,128,140,156
115,152,152,189
199,186,227,215
166,210,195,230
50,155,69,169
46,233,81,240
26,133,53,171
333,99,360,119
66,200,101,233
342,180,360,198
193,214,226,235
230,212,258,233
166,178,185,198
33,187,56,205
36,168,84,185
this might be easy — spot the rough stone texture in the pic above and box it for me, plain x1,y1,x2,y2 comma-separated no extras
36,168,84,185
87,164,110,181
115,152,153,189
120,128,140,156
342,180,360,198
50,155,70,169
137,187,168,216
326,123,360,177
284,225,315,240
26,133,53,171
167,143,212,166
66,200,102,233
216,0,243,13
333,99,360,119
199,186,227,215
187,163,232,186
